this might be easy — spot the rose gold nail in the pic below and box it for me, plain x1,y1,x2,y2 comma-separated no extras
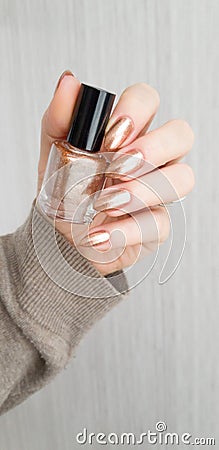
79,230,110,247
54,70,74,95
104,117,134,150
94,189,131,211
106,149,144,178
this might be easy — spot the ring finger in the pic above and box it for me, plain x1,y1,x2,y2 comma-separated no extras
79,206,170,251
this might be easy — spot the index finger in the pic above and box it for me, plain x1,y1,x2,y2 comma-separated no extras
103,83,160,151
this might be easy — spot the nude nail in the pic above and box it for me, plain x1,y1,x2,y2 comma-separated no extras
54,70,74,94
94,189,131,211
104,117,134,150
106,149,144,178
79,230,110,247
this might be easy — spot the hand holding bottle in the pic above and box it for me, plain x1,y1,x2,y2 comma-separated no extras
38,71,195,276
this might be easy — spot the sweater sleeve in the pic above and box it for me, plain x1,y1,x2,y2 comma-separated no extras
0,202,129,416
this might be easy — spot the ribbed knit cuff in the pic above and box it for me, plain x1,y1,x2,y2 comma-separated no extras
1,202,129,369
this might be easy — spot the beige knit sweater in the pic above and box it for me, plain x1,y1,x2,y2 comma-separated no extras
0,202,128,416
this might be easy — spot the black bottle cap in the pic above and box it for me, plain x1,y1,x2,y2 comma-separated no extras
67,83,116,152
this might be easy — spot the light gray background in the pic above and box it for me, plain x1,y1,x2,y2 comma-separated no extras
0,0,218,449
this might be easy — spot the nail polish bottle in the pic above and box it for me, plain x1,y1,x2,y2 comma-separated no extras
38,84,115,223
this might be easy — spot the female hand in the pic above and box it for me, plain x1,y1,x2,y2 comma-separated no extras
38,71,195,276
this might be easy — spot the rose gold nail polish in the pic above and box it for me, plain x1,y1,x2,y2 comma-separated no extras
94,189,131,211
106,149,144,178
38,84,115,223
104,117,134,150
79,230,110,247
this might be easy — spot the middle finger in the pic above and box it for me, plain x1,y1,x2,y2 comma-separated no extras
105,119,194,180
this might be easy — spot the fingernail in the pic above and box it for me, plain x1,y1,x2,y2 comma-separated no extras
104,117,134,150
94,189,131,211
159,196,187,207
79,230,110,247
106,149,144,178
54,70,74,94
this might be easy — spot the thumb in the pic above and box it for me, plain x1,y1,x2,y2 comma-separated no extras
38,70,81,192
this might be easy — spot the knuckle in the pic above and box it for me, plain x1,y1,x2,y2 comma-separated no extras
180,120,194,143
173,119,195,146
180,163,195,192
122,83,160,109
147,85,160,108
138,82,160,100
140,83,160,109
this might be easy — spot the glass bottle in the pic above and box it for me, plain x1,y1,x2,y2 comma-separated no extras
38,84,115,224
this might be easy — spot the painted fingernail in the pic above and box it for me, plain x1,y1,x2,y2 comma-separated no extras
159,196,186,206
79,230,110,247
54,70,74,94
104,117,134,150
94,189,131,211
106,149,144,178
